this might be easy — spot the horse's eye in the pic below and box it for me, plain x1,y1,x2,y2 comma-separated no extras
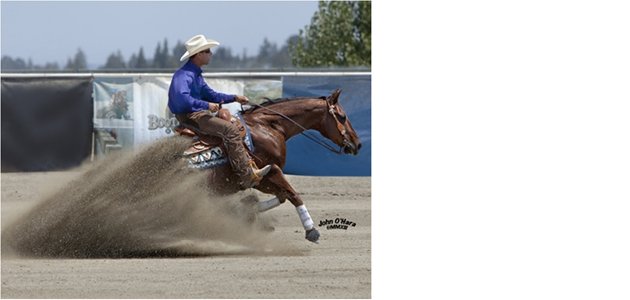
336,113,347,124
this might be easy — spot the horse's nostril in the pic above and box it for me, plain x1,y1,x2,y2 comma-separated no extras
357,143,362,150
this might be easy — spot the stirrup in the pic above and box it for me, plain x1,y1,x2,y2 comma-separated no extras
240,162,271,189
251,164,272,181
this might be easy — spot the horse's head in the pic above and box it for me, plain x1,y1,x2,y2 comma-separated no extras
320,89,362,155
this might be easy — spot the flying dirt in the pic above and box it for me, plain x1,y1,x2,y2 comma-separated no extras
1,136,282,258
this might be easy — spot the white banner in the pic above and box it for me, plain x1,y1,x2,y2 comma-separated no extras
94,76,280,152
132,76,174,146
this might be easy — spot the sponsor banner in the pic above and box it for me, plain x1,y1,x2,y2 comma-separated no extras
93,77,135,154
93,76,281,152
132,76,174,145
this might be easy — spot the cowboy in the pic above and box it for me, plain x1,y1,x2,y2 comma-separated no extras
168,34,271,189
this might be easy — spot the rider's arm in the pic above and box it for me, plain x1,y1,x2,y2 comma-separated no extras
199,80,236,104
169,74,213,113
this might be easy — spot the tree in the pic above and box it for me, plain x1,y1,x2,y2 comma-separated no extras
1,56,27,70
256,38,278,68
73,48,88,70
128,47,148,69
65,57,74,70
137,47,148,69
152,42,163,68
272,35,298,68
152,39,170,69
65,48,88,70
42,62,60,70
170,41,186,67
290,1,371,67
212,47,238,69
160,38,170,68
127,54,137,69
103,50,126,69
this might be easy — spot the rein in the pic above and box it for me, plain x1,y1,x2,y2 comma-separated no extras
248,102,344,154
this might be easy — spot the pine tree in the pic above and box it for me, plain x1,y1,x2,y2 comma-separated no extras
134,47,148,69
103,50,126,69
65,57,74,70
128,54,137,69
153,42,163,68
73,48,88,70
161,38,170,68
171,41,186,67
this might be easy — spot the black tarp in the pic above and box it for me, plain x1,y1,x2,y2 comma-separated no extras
1,77,93,172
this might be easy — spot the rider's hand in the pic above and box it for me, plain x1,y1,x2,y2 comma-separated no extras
208,103,220,113
234,95,249,105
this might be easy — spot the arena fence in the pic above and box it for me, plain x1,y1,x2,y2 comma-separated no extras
1,72,371,176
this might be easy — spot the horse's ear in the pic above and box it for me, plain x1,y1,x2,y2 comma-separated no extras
328,88,342,105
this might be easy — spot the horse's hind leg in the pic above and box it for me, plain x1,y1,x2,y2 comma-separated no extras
255,165,320,243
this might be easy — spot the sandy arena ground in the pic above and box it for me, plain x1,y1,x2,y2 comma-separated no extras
1,171,371,298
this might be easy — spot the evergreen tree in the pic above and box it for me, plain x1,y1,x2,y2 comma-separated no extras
153,42,163,68
64,57,74,70
126,47,148,69
211,47,232,68
128,54,138,69
73,48,88,70
1,56,27,70
272,35,298,68
161,38,170,68
152,40,170,69
103,50,126,69
136,47,148,69
43,62,60,70
64,48,87,70
255,38,279,68
171,41,186,67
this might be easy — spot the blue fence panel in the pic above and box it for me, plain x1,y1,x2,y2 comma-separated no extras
281,75,371,176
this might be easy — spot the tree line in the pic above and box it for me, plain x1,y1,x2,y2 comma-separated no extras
1,36,296,71
1,1,370,71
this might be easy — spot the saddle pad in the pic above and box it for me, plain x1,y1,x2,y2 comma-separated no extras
184,113,254,170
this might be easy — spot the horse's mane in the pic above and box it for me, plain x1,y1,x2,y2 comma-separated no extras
243,96,326,114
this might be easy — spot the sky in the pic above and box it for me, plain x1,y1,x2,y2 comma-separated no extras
0,1,319,67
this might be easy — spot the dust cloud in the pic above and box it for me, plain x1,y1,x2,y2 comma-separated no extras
1,136,284,258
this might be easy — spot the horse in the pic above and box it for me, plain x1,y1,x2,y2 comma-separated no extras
175,89,362,243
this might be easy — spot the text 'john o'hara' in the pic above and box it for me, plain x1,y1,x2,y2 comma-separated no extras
318,218,357,230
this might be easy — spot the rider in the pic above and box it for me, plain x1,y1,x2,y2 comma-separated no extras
168,34,271,189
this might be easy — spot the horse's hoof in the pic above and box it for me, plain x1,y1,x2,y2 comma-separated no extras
305,228,320,243
240,194,258,206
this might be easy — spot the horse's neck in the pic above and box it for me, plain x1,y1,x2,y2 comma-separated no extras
255,100,326,139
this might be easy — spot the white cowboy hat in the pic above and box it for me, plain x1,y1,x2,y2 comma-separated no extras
179,34,220,61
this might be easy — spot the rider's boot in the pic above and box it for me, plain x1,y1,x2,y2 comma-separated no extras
230,152,271,190
242,160,271,189
219,121,272,189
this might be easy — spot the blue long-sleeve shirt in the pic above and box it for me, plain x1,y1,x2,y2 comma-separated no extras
168,60,236,114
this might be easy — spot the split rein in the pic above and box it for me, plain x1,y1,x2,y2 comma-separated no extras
246,102,345,155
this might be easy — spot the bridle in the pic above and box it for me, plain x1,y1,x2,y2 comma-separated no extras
248,99,352,154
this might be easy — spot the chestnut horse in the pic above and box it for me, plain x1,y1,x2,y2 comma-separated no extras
180,89,361,243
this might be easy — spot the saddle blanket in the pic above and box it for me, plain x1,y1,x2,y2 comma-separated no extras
185,112,254,170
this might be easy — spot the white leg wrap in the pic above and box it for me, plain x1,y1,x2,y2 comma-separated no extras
296,205,314,230
257,197,281,212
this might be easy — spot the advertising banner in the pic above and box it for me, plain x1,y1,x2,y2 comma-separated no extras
93,76,281,154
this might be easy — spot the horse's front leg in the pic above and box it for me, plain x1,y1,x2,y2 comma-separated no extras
255,165,320,243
